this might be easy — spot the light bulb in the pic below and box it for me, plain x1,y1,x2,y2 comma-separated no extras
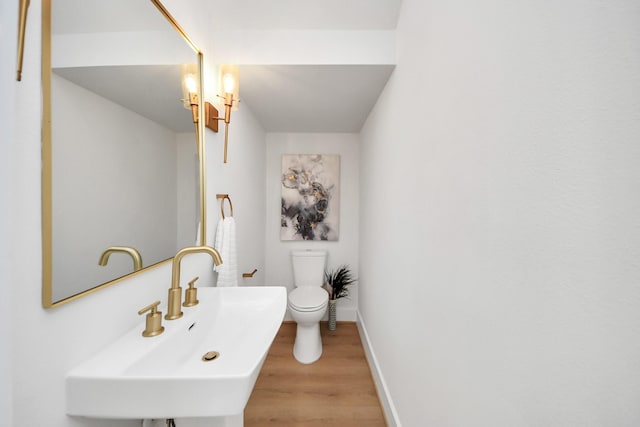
185,75,197,93
223,73,235,94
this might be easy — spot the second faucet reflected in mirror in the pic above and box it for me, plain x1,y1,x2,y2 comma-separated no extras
98,246,143,272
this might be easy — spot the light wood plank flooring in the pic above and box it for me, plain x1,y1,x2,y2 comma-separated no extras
244,321,387,426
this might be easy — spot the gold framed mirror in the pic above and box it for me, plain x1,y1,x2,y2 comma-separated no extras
42,0,206,308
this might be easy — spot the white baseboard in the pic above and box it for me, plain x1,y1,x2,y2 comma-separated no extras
356,311,401,427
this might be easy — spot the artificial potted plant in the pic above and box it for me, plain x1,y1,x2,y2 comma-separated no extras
324,265,356,330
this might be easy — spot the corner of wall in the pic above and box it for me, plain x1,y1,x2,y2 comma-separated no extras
356,311,401,427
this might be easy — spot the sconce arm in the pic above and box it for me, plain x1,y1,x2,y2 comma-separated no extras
203,94,239,164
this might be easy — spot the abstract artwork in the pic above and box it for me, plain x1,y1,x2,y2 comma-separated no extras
281,154,340,241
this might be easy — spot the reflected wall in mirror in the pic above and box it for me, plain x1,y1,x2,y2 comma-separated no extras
42,0,203,307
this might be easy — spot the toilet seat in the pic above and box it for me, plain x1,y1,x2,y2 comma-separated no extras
288,287,328,312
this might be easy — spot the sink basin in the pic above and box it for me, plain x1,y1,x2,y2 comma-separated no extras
66,286,287,419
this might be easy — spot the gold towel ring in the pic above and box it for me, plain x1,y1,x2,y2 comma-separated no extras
216,194,234,219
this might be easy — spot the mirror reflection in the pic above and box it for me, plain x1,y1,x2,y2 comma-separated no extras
45,0,200,304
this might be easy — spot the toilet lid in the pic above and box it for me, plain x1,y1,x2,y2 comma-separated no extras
288,287,328,311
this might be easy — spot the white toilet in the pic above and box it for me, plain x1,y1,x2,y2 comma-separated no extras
288,250,329,364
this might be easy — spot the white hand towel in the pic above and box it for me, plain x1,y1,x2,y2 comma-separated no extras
213,217,238,286
213,218,224,272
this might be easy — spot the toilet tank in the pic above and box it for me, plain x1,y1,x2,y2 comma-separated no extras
291,250,327,287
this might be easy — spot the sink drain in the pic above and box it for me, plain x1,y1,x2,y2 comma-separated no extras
202,351,220,362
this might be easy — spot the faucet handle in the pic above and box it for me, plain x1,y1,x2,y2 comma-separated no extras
138,301,165,337
183,276,200,307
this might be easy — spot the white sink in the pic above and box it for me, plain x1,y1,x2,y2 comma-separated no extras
66,286,287,420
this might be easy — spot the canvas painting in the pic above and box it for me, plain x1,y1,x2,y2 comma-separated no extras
281,154,340,241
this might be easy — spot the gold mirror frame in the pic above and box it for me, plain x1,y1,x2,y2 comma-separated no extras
42,0,207,308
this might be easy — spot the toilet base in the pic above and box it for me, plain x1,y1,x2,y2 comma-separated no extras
293,321,322,364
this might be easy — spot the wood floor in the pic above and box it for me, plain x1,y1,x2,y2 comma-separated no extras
244,321,387,427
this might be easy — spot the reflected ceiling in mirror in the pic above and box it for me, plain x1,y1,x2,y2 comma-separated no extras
53,65,194,133
42,0,202,307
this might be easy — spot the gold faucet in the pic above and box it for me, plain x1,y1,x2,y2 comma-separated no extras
98,246,143,271
165,246,223,320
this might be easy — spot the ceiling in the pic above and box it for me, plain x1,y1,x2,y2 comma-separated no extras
195,0,402,31
200,0,402,132
239,64,395,132
53,0,402,133
53,65,194,133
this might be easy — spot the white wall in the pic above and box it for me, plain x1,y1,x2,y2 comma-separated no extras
157,2,270,289
176,132,200,249
265,133,359,320
51,74,179,299
5,0,148,422
0,0,17,424
201,99,267,287
359,0,640,426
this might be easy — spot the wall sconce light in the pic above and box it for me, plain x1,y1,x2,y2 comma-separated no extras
181,63,199,126
181,63,201,157
205,64,240,164
182,64,240,164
